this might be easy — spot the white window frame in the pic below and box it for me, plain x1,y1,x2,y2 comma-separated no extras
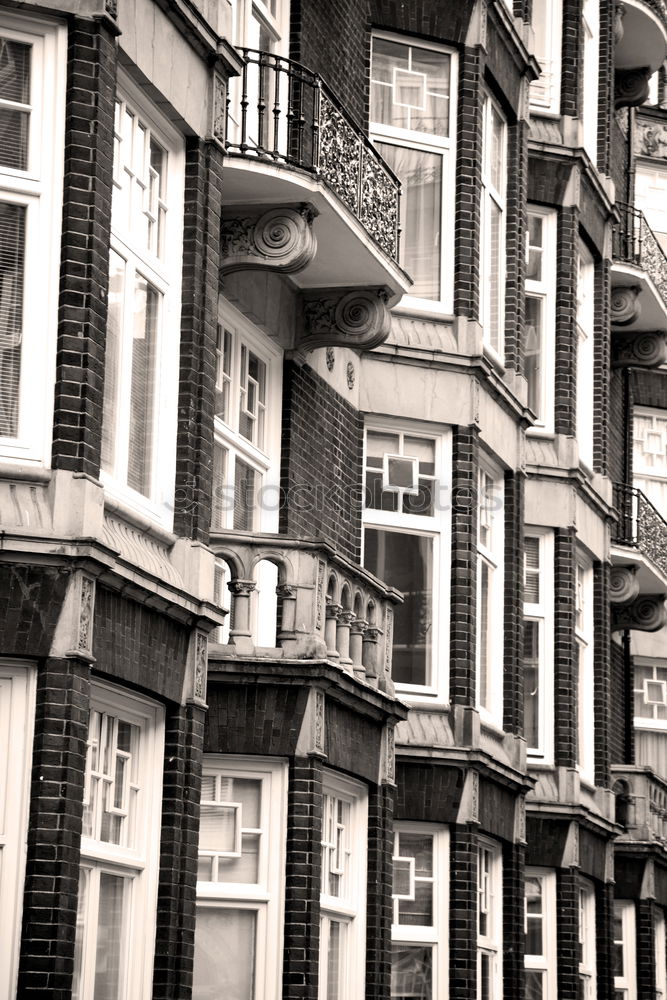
194,755,287,1000
361,420,451,702
633,406,667,517
656,909,667,1000
100,70,185,528
229,0,289,52
370,32,457,316
578,881,597,1000
476,459,505,726
477,839,502,1000
0,662,36,998
0,13,66,467
480,92,507,361
74,681,165,1000
575,554,595,783
212,300,282,536
613,900,637,1000
576,240,595,471
525,206,557,433
632,657,667,731
529,0,562,114
319,770,368,1000
391,823,449,1000
524,868,557,1000
582,0,600,164
524,529,554,763
635,162,667,251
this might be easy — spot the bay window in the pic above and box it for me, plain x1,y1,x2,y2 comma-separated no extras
632,406,667,517
576,557,595,781
211,308,282,535
0,662,35,998
480,94,507,357
0,14,65,464
523,531,554,761
73,683,164,1000
319,772,368,1000
101,76,184,526
476,463,504,723
362,424,450,698
525,208,556,431
578,882,597,1000
525,869,557,1000
576,241,595,470
530,0,562,114
370,34,456,312
582,0,600,164
194,756,287,1000
477,841,502,1000
613,901,637,1000
391,824,448,1000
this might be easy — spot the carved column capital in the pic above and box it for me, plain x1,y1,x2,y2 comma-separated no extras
610,285,642,327
220,203,318,274
609,565,640,604
612,331,667,368
228,579,256,597
612,594,667,632
615,67,652,109
299,287,391,352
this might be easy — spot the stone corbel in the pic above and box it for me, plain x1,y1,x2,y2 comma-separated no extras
612,594,667,632
612,331,667,368
615,67,652,109
298,287,391,352
610,565,640,604
610,285,641,327
220,204,318,275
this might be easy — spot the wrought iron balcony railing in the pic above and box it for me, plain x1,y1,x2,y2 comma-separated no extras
225,48,401,261
613,202,667,309
613,482,667,579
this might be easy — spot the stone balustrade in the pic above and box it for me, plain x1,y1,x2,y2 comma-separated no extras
210,531,402,696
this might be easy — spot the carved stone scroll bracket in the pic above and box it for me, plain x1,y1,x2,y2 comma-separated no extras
610,565,640,604
612,594,667,632
185,629,208,705
611,285,642,327
299,287,391,352
295,687,327,758
49,570,97,663
613,330,667,368
220,203,318,275
379,723,396,786
615,67,652,109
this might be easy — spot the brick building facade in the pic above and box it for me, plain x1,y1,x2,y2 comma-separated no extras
2,0,667,998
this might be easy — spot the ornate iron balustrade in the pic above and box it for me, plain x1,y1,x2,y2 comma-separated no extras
612,766,667,845
225,48,400,261
209,531,402,695
614,202,667,307
613,482,667,578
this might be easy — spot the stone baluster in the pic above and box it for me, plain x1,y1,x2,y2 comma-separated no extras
227,579,256,654
336,610,355,673
350,619,367,680
325,602,342,660
276,583,297,645
362,626,382,687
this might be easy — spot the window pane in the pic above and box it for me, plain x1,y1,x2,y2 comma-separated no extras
0,202,25,437
127,276,158,496
193,908,256,1000
101,252,124,472
0,38,31,171
523,620,540,750
94,873,127,1000
364,528,432,685
525,296,544,417
371,39,450,137
398,879,433,925
377,143,442,300
526,970,544,1000
391,944,433,1000
326,920,343,1000
211,443,229,530
487,200,502,351
234,458,258,531
399,832,433,876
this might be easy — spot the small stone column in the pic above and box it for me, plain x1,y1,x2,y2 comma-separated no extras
228,579,256,653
